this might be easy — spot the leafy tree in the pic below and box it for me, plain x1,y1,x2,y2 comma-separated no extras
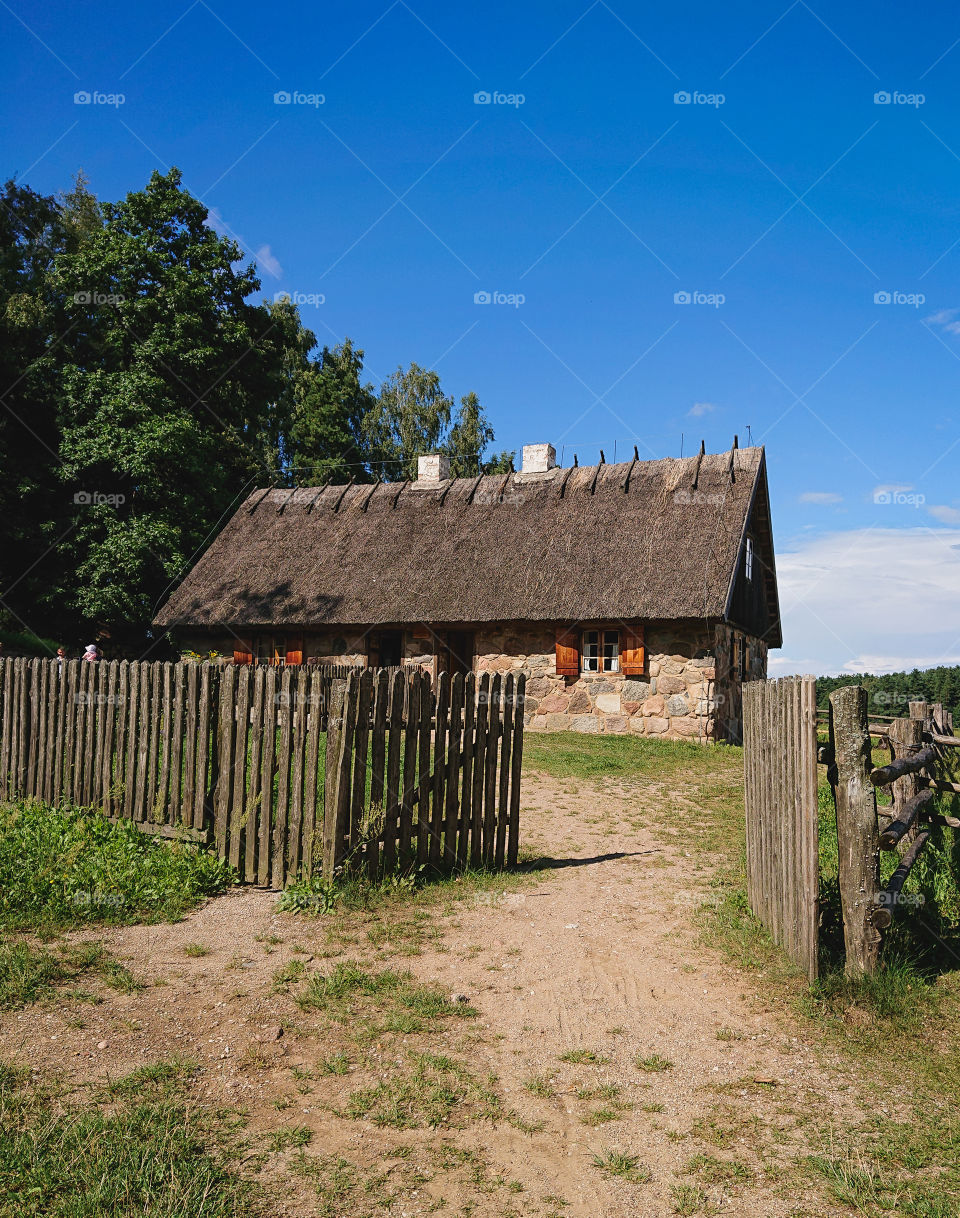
0,179,67,637
362,362,452,481
288,337,374,485
362,365,510,481
447,391,514,476
51,168,301,645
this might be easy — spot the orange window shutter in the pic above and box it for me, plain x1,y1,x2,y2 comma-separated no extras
233,639,253,665
285,636,304,667
555,628,580,677
621,626,645,677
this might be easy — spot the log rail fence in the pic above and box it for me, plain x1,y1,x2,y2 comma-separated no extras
0,657,524,889
743,678,958,980
824,690,958,973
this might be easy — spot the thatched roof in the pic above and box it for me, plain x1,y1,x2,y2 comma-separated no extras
154,446,779,642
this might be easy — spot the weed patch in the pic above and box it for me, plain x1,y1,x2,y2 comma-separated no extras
0,801,232,932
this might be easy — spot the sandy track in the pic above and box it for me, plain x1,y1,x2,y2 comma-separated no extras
0,767,847,1217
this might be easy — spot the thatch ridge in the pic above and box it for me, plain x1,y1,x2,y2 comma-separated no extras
154,447,774,632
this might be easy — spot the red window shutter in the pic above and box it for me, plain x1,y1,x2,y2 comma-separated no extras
285,636,304,667
621,626,645,676
233,639,253,665
555,628,579,677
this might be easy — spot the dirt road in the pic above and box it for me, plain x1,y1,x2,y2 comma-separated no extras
0,762,847,1216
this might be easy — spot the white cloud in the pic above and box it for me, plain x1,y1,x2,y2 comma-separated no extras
773,526,960,676
256,244,283,279
687,401,716,418
799,491,842,504
928,504,960,525
871,482,913,499
925,307,960,336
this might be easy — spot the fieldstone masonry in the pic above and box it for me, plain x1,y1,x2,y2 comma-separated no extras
471,622,764,742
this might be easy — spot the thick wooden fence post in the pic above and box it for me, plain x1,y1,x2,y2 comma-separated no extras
830,685,881,976
885,714,923,841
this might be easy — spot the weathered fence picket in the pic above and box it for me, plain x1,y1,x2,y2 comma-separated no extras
742,675,819,981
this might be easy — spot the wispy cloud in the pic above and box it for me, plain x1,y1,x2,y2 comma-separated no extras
872,482,913,499
928,504,960,524
256,244,283,279
924,307,960,336
687,401,716,418
799,491,842,504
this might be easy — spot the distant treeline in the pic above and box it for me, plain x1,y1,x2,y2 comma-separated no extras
815,666,960,721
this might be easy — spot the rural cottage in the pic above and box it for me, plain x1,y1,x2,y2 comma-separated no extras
154,443,781,743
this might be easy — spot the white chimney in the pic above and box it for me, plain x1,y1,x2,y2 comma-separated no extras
417,453,450,483
521,443,556,474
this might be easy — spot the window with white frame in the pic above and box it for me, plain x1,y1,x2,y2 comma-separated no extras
582,629,620,673
745,536,754,581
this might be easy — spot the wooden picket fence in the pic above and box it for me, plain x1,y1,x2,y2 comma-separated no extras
0,657,524,888
742,676,820,981
321,668,525,879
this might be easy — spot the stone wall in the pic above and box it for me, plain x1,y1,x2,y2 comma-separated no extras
474,623,727,741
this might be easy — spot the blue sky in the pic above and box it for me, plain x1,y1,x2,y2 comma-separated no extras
5,0,960,675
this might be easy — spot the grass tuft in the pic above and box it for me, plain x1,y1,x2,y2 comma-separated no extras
590,1149,651,1184
635,1054,673,1073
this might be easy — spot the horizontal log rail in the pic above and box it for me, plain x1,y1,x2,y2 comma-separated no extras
869,746,937,786
919,775,960,796
878,788,934,850
873,832,931,930
926,732,960,747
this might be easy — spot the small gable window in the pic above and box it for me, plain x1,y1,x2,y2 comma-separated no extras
745,536,754,581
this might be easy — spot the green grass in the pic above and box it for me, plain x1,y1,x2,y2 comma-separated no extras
267,1125,312,1152
0,940,104,1009
0,628,59,658
343,1050,499,1129
524,733,724,784
635,1054,673,1073
590,1149,651,1184
558,1048,609,1065
0,1058,257,1217
0,800,233,932
523,1073,556,1098
297,961,478,1035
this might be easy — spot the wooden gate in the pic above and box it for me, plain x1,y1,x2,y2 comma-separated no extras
742,675,819,980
